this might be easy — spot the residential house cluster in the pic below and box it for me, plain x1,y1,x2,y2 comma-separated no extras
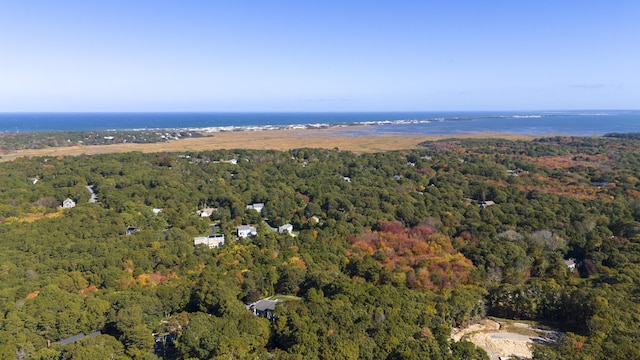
194,202,297,248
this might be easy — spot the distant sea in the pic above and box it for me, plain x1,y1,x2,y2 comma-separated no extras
0,111,638,136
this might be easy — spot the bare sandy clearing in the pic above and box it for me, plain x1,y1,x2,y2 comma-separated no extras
452,320,560,360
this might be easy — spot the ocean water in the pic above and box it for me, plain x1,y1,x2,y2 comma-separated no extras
0,111,638,135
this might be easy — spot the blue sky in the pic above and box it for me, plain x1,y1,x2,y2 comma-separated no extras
0,1,638,111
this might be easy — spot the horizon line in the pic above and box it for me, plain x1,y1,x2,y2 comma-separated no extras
0,109,638,114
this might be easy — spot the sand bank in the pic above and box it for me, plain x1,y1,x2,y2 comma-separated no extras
452,319,561,360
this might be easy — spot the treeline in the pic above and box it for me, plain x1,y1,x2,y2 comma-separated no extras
0,136,639,358
0,129,202,152
603,132,640,140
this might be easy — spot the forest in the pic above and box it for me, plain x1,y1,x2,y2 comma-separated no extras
0,129,201,152
1,135,640,359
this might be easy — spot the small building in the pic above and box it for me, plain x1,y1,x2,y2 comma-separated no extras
194,224,225,248
393,175,402,180
152,208,163,215
194,234,225,248
62,198,76,209
29,177,38,185
86,186,98,203
197,208,217,217
246,203,264,213
237,225,257,238
248,299,281,320
126,226,137,236
592,181,610,188
343,176,351,183
565,258,577,272
278,224,293,235
479,200,495,208
55,331,101,345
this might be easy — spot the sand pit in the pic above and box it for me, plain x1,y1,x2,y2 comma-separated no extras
452,320,560,360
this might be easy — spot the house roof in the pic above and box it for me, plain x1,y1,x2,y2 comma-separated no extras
55,331,101,345
56,333,85,345
479,200,495,208
565,258,577,267
251,299,281,312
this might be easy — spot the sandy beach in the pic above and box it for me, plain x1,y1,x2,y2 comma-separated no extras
0,127,536,161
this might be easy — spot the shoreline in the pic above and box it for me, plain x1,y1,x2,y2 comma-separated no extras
0,127,541,161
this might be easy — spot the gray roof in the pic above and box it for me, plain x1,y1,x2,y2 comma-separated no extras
278,224,293,233
55,331,101,345
251,299,280,312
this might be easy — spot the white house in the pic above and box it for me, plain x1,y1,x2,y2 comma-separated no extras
194,234,225,248
62,198,76,209
565,258,577,272
246,203,264,213
237,225,257,238
152,208,163,215
479,200,495,208
278,224,293,235
194,224,225,248
197,208,217,217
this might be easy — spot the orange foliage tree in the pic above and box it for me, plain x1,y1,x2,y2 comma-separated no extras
348,221,474,290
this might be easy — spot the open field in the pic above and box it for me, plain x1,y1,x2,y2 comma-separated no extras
0,128,537,161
